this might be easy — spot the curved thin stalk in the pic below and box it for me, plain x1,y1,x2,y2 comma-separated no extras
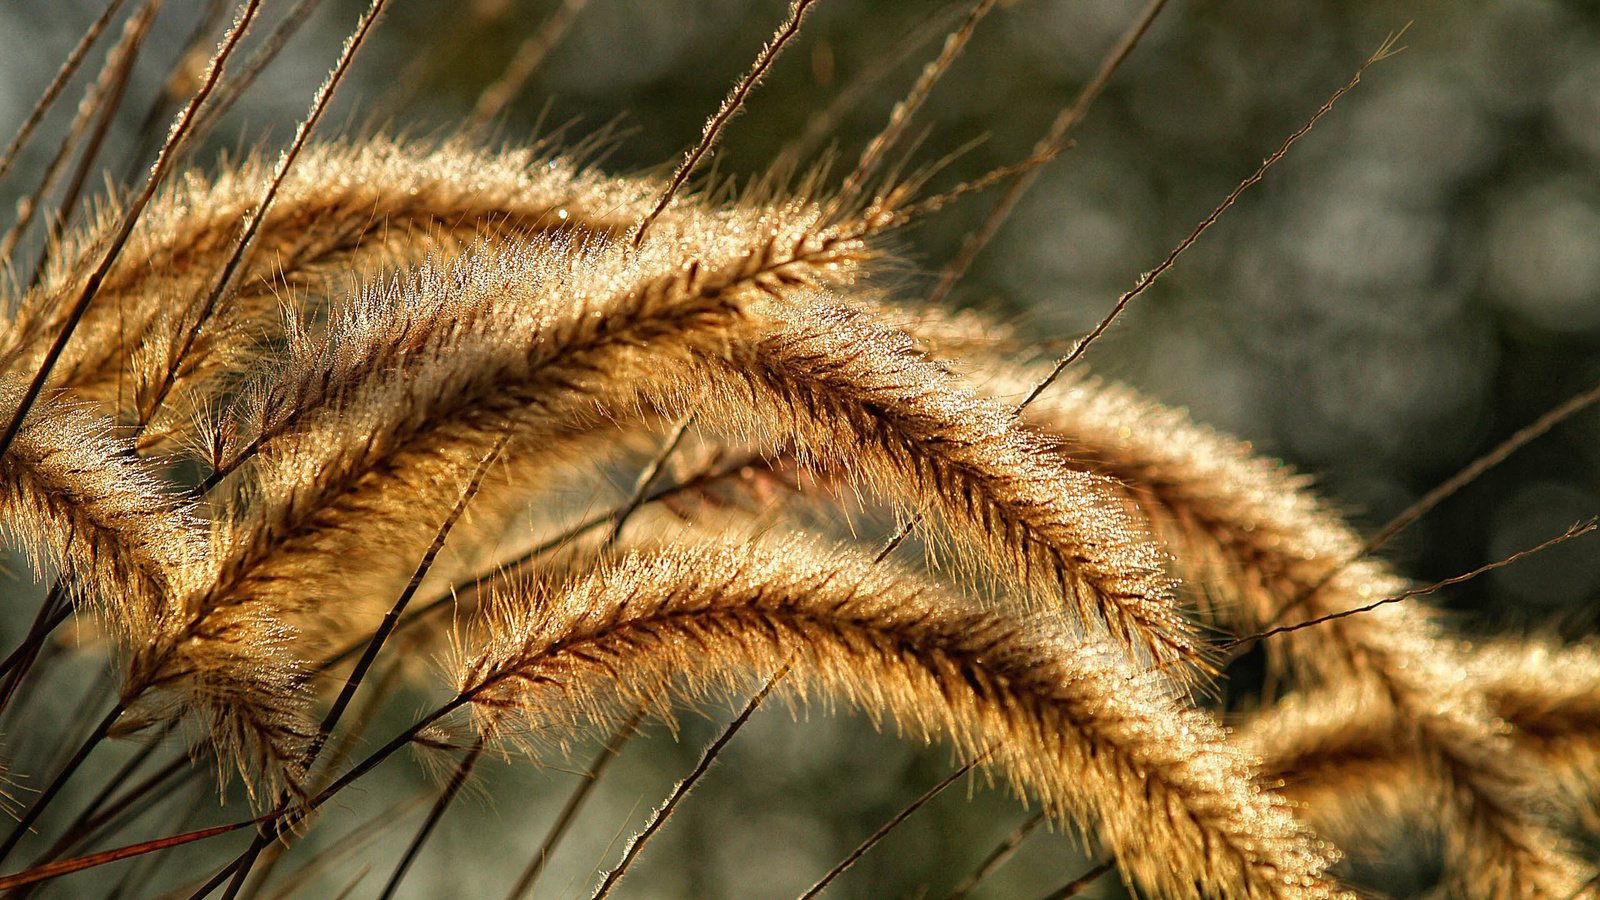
503,712,642,900
799,758,981,899
376,737,484,900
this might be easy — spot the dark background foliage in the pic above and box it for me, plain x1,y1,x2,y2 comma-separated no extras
1,0,1597,895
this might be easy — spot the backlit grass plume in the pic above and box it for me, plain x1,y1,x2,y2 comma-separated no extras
986,364,1592,894
0,2,1594,899
455,539,1339,898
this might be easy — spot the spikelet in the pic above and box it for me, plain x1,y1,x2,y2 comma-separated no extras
955,362,1592,895
0,139,680,435
1235,679,1422,863
119,598,314,806
1241,639,1600,844
649,296,1201,672
211,195,864,488
122,203,866,792
205,204,861,624
0,387,199,638
454,539,1343,898
1470,639,1600,830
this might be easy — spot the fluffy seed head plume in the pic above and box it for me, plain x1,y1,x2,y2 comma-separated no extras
969,362,1595,895
455,539,1341,898
657,298,1201,672
118,197,870,795
0,139,681,439
1242,639,1600,848
0,386,199,637
202,198,863,634
119,601,313,806
1469,639,1600,827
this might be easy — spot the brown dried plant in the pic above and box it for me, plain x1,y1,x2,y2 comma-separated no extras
0,2,1594,899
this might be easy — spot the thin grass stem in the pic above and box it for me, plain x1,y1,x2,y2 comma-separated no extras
222,433,508,896
1221,518,1597,656
1271,377,1600,626
116,0,227,182
28,0,160,288
943,811,1046,900
0,0,156,266
1036,858,1114,900
1020,29,1405,409
926,0,1170,307
0,702,126,866
467,0,592,134
191,0,333,145
604,414,695,549
771,1,968,173
632,0,821,246
831,0,998,215
798,758,982,899
376,736,485,900
0,0,128,191
504,712,642,900
589,668,790,899
259,791,434,900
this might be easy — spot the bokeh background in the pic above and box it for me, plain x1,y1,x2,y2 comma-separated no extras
1,0,1598,896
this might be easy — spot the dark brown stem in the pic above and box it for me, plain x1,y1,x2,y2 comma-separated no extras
376,737,485,900
799,758,982,899
0,584,67,715
590,670,788,898
503,712,642,900
1036,858,1114,900
0,702,126,866
943,811,1046,900
222,432,505,898
26,751,188,874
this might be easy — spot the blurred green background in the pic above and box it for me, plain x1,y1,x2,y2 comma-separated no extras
1,0,1598,896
